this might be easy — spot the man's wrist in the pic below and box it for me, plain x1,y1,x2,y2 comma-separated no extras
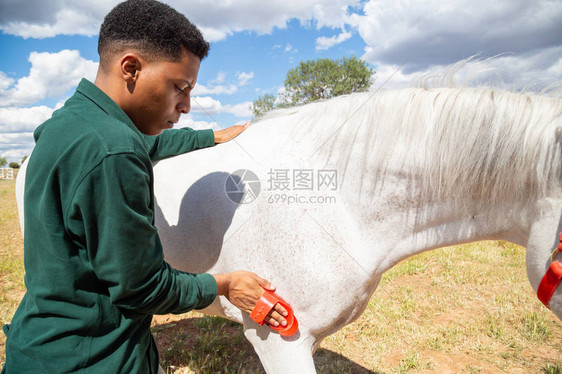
212,273,231,297
212,130,221,144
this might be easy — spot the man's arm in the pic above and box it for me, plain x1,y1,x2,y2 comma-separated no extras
145,127,215,161
69,152,217,314
145,122,251,161
69,151,287,325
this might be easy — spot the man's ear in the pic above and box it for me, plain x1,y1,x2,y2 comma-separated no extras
120,53,142,83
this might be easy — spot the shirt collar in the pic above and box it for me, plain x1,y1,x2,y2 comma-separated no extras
75,78,151,149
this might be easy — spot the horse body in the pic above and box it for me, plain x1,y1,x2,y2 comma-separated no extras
17,87,562,372
152,118,380,371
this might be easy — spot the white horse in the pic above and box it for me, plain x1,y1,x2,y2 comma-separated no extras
17,86,562,372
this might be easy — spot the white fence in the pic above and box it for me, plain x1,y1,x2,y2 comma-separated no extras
0,168,14,180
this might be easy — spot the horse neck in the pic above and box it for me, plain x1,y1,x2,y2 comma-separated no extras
347,174,535,275
296,88,561,275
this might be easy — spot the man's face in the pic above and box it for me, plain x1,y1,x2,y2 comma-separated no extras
128,49,201,136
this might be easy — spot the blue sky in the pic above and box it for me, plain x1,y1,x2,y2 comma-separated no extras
1,0,561,163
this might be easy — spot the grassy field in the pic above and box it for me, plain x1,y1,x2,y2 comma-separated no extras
1,174,561,373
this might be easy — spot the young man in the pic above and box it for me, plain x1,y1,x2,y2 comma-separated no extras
2,1,287,372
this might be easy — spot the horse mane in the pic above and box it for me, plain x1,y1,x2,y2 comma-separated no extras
258,86,562,208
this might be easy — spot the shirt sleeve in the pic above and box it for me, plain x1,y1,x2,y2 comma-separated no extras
144,127,215,161
67,152,217,315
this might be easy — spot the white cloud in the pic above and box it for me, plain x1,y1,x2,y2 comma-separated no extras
351,0,562,73
316,30,352,50
0,106,54,133
196,26,229,44
193,71,254,95
0,132,35,163
371,47,562,95
176,115,222,131
3,0,559,93
175,115,250,133
0,0,118,39
0,105,55,162
193,84,238,96
191,96,252,118
237,72,254,86
0,72,15,91
191,96,224,115
210,72,226,84
0,50,98,107
1,0,361,40
174,0,361,42
227,101,253,117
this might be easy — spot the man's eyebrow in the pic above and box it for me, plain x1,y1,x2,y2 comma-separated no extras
182,79,194,89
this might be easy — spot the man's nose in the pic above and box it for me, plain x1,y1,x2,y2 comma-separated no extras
177,100,190,114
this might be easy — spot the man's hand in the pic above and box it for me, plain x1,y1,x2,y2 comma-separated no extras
213,122,251,144
213,271,288,327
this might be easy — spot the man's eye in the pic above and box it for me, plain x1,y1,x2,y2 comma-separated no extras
175,86,185,94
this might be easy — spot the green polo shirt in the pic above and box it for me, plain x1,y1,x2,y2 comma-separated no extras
3,79,218,373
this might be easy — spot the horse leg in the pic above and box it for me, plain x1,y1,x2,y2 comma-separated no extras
243,320,317,373
525,198,562,320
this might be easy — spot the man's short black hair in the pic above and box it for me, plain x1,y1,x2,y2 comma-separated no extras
98,0,209,70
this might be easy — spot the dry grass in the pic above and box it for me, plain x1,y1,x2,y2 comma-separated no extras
1,174,561,372
319,243,562,373
0,173,25,368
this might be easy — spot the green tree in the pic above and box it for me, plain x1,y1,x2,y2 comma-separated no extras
283,56,374,106
251,93,276,118
21,155,28,164
9,162,20,169
0,157,6,167
252,56,374,117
